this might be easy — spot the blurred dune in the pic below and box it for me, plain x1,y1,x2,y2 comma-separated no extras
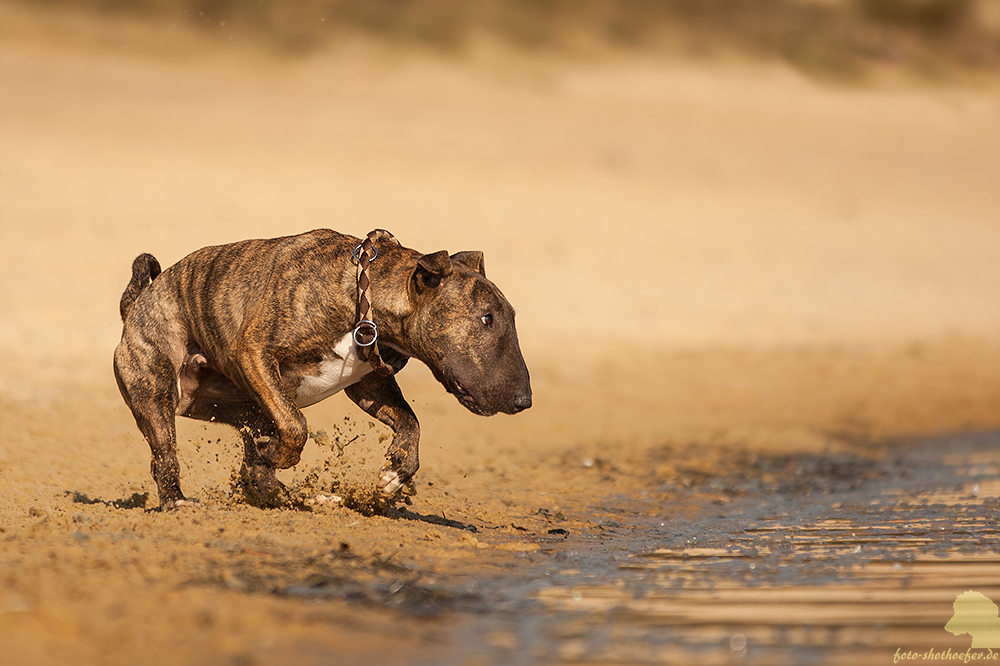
2,17,1000,444
2,13,1000,359
4,0,1000,78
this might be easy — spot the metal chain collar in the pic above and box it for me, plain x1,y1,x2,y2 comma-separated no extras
352,229,400,376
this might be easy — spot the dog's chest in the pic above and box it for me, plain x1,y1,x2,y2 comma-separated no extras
291,333,372,408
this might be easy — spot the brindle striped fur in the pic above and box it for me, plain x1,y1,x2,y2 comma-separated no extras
113,229,531,510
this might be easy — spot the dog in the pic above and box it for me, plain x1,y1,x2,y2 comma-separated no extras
114,229,531,510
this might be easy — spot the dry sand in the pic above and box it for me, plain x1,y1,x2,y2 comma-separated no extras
2,26,1000,665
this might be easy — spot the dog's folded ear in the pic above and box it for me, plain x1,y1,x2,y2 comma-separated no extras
450,251,485,277
414,250,453,291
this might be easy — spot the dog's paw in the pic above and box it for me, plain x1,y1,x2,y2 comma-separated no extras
377,468,403,497
304,493,343,509
162,498,200,510
239,463,290,509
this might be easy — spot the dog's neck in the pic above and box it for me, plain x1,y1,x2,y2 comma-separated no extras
349,247,419,359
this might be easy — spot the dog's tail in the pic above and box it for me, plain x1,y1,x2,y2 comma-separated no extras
120,253,161,322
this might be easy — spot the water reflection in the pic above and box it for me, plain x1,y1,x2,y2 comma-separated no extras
532,437,1000,665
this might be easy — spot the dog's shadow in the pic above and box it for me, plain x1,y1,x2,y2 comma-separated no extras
66,490,150,510
389,507,478,532
64,490,477,531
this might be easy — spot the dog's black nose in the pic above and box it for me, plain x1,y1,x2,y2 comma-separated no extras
512,393,532,412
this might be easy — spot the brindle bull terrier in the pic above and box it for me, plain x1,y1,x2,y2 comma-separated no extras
113,229,531,510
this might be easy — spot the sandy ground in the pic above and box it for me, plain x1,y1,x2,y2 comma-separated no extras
2,24,1000,665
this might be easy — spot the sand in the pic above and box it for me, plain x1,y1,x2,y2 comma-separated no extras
2,27,1000,665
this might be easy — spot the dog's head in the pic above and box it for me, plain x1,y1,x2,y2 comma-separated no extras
402,250,531,416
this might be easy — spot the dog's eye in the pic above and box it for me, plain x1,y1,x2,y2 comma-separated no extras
480,313,493,327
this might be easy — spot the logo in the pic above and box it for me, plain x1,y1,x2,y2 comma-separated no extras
946,592,1000,649
894,591,1000,663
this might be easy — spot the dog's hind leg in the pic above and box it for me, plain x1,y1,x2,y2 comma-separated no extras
180,372,289,508
236,425,290,508
114,341,189,510
231,343,310,472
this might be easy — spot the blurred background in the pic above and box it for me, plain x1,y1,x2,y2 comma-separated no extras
3,0,1000,362
3,0,1000,437
6,0,1000,76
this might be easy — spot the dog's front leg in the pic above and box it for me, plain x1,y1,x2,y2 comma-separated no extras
234,344,309,470
345,374,420,497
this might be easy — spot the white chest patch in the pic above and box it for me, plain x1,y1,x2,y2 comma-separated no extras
293,332,372,408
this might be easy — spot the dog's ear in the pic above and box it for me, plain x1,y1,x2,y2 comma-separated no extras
414,250,453,292
450,251,485,277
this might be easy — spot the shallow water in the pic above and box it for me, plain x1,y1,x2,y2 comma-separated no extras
392,432,1000,665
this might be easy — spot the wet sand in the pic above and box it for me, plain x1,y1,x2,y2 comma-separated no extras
2,29,1000,665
